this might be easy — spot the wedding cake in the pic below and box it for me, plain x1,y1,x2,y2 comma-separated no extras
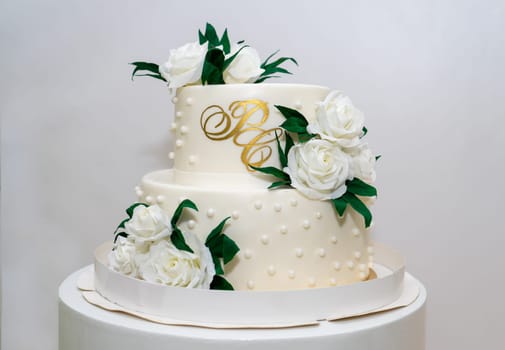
58,23,426,350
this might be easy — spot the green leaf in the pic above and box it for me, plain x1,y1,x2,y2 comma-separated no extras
268,180,291,189
222,45,248,70
275,105,308,124
170,199,198,228
205,217,230,246
281,118,308,133
346,178,377,197
114,218,129,234
249,165,290,181
222,235,240,264
129,62,165,82
274,132,287,168
343,193,373,228
126,203,148,218
376,155,382,161
210,275,234,290
298,132,316,143
362,126,368,137
204,23,219,46
202,48,225,85
171,227,194,253
212,255,224,275
332,197,348,216
284,131,294,156
113,231,128,243
220,28,231,54
198,29,206,44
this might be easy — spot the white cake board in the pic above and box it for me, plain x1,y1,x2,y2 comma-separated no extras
59,266,426,350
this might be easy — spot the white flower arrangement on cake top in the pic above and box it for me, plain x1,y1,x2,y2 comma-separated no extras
252,92,378,228
110,200,239,290
130,23,297,88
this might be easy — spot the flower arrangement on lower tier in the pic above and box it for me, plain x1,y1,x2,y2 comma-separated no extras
109,200,240,290
252,91,378,228
130,23,297,88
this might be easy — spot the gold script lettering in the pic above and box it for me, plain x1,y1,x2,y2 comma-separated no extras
200,99,282,170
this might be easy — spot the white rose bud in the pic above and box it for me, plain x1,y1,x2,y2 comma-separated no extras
124,205,171,242
136,233,215,289
349,143,376,183
109,237,138,276
307,91,365,148
284,139,351,200
159,41,207,89
223,46,264,84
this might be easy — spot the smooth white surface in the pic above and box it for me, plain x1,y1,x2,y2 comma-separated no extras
2,1,505,349
59,266,426,350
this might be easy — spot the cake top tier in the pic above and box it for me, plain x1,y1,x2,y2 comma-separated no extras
171,83,330,182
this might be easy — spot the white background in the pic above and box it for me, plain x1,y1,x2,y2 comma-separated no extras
1,0,504,349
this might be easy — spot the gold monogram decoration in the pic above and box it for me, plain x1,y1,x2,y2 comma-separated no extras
200,99,283,170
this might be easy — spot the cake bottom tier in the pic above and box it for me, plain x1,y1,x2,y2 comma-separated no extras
59,266,426,350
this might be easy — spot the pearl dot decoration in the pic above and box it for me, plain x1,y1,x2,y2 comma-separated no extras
315,212,322,219
330,236,338,244
329,278,337,286
188,155,197,165
294,101,303,110
171,96,178,104
279,225,288,234
170,122,177,131
206,208,215,218
185,97,193,106
247,280,255,290
231,210,240,220
358,272,368,281
359,264,367,272
260,235,269,245
267,265,276,276
135,186,144,197
354,251,362,260
308,277,316,287
180,125,189,135
175,139,184,148
318,248,326,258
333,261,341,271
352,228,360,237
145,195,153,204
175,111,183,118
367,246,375,255
243,249,252,259
273,203,282,212
187,220,196,229
302,220,311,229
347,261,355,270
168,152,175,160
290,199,298,207
254,200,263,210
295,248,304,258
156,195,165,204
288,270,296,279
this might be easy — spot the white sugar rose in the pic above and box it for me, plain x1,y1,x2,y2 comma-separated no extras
307,91,365,148
349,143,377,183
124,205,171,242
109,237,138,276
159,41,207,89
223,46,264,84
284,139,351,200
136,233,215,289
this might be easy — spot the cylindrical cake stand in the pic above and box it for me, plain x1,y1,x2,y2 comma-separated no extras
59,266,426,350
